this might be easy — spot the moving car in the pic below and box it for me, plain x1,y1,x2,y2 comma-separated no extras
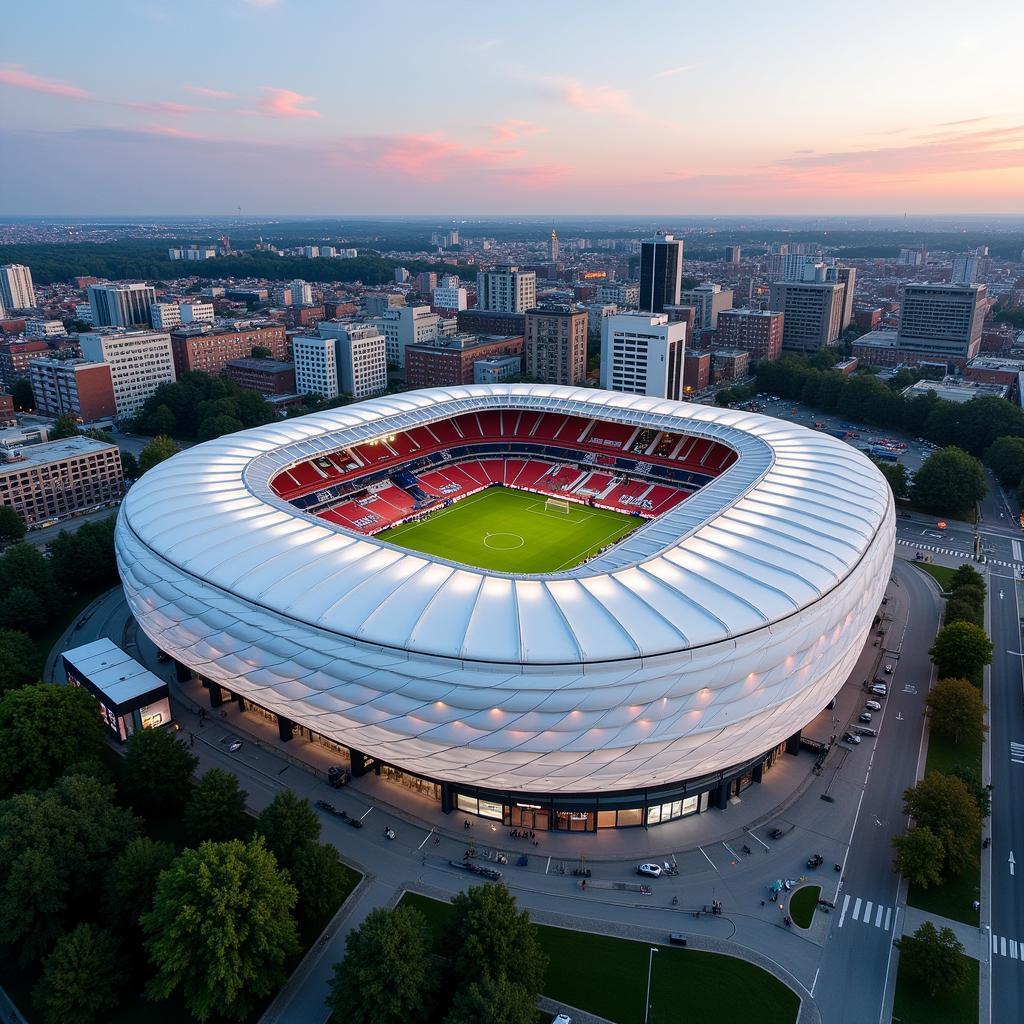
858,712,873,723
883,664,893,673
637,862,662,878
865,700,882,711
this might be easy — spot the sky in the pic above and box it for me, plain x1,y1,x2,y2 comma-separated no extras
2,0,1024,216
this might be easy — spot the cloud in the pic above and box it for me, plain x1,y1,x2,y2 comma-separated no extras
490,119,548,142
540,75,636,117
185,86,235,100
124,100,207,116
259,88,321,119
655,64,701,78
0,65,91,99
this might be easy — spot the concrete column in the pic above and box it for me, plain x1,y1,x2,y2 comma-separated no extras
710,780,729,809
785,730,802,755
752,760,765,784
277,716,294,742
203,678,223,707
173,659,191,683
349,749,368,777
440,781,453,814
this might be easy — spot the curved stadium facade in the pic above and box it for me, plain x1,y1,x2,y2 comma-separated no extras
116,384,895,831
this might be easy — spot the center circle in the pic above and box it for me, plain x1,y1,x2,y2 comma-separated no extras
483,532,525,550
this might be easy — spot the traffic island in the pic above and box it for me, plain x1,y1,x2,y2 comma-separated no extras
789,884,822,929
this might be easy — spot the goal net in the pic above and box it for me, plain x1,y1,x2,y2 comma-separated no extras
545,496,571,514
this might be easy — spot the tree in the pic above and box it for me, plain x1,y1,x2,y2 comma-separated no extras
944,598,983,628
33,923,123,1024
11,377,35,411
291,841,354,937
326,905,436,1024
925,677,988,746
443,884,547,997
984,435,1024,485
0,584,45,633
715,388,735,406
49,414,81,440
251,345,273,359
103,837,177,937
138,435,179,475
902,771,981,879
444,975,536,1024
0,628,38,692
929,621,993,683
873,460,909,500
47,515,118,595
120,449,139,479
0,683,107,796
911,447,987,514
0,506,26,546
897,921,968,998
142,838,299,1023
120,727,198,816
892,826,945,888
184,768,250,844
197,413,244,441
0,542,59,617
255,790,320,871
949,763,991,818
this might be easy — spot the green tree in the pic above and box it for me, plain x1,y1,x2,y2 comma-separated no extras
197,412,244,441
0,628,38,692
902,771,981,879
0,683,107,796
251,345,273,358
326,905,436,1024
896,921,969,998
911,447,987,514
0,773,139,966
120,727,198,816
873,460,909,500
255,790,320,871
0,542,59,617
47,517,118,595
145,404,177,436
444,884,547,997
33,923,123,1024
291,841,354,937
929,621,993,682
11,377,35,411
444,975,536,1024
103,837,177,938
0,584,45,633
984,435,1024,485
949,763,991,818
184,768,250,844
142,838,299,1023
892,826,945,889
715,388,735,406
944,598,983,628
925,677,988,745
120,449,139,479
0,506,26,546
138,435,179,475
49,414,81,440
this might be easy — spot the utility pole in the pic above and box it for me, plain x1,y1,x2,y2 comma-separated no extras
644,947,659,1024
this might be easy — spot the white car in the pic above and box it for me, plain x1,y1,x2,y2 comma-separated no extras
884,664,893,673
865,700,882,711
637,862,662,878
552,1016,573,1024
844,733,862,745
871,684,888,697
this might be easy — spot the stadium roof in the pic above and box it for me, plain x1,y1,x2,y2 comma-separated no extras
119,384,890,666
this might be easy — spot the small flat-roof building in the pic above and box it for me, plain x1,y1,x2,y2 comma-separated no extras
900,377,1009,404
62,637,173,741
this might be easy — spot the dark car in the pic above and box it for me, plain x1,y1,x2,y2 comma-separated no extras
669,933,688,946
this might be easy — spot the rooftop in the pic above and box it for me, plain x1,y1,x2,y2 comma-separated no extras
225,357,295,372
901,377,1009,404
62,637,167,709
0,434,117,469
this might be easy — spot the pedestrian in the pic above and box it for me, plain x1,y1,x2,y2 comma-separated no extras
189,731,195,748
972,900,980,912
761,900,765,907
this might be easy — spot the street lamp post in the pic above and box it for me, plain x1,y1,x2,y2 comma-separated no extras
644,946,659,1024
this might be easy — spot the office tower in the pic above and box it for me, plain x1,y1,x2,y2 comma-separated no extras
330,324,387,399
725,245,742,265
678,283,733,331
416,272,438,294
600,311,686,400
897,284,986,359
292,334,339,399
769,282,845,351
78,329,176,417
951,252,980,285
898,247,927,266
639,232,683,313
29,358,117,422
289,280,313,306
549,229,559,262
369,305,440,368
714,310,785,361
0,264,35,310
87,283,157,328
835,267,856,330
524,306,588,385
476,266,537,313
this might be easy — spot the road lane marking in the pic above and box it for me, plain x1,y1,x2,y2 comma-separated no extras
1011,939,1019,960
1002,937,1007,957
698,846,716,871
853,897,862,921
993,932,998,955
417,829,434,850
1013,540,1022,562
875,904,884,927
884,907,891,931
864,900,873,922
839,894,850,926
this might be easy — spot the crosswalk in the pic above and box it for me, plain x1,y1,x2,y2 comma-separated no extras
897,539,1022,572
837,893,893,931
992,933,1023,963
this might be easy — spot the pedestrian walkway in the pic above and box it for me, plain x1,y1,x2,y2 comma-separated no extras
837,892,894,933
901,906,988,961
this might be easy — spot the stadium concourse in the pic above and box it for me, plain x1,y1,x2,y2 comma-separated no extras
116,384,895,833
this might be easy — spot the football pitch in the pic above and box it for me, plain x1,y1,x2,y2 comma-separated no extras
377,486,642,573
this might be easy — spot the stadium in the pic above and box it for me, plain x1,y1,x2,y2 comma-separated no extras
116,384,895,832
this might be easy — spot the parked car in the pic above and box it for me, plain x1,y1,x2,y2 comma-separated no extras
669,933,688,946
552,1016,573,1024
844,733,862,745
883,664,893,673
871,685,888,697
637,863,662,878
865,700,882,711
858,712,873,723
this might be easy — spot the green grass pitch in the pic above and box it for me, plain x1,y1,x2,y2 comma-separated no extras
377,486,643,573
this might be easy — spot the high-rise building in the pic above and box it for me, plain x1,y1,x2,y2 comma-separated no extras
639,233,683,313
29,358,117,422
87,283,156,328
600,312,686,400
951,252,980,286
769,282,845,352
369,305,440,368
714,310,785,361
549,229,559,262
835,267,856,330
897,284,986,360
330,324,387,399
416,272,438,294
289,280,313,306
596,282,639,308
476,266,537,313
78,329,176,418
0,264,35,310
725,245,742,265
292,334,339,399
524,306,588,385
678,284,733,331
898,247,927,266
433,283,468,311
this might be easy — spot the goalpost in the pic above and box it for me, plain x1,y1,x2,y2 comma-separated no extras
544,496,572,515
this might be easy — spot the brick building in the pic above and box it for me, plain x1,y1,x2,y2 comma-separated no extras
404,335,523,389
524,306,588,385
0,339,51,386
713,309,784,361
0,392,13,424
683,350,710,392
710,349,750,383
29,358,116,422
456,309,526,337
0,436,123,527
224,358,297,395
169,322,288,376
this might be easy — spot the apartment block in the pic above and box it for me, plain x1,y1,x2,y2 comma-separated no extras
600,312,686,400
78,329,176,418
524,306,588,385
223,358,296,395
769,282,844,352
714,309,784,361
404,334,523,389
168,321,288,376
29,358,116,422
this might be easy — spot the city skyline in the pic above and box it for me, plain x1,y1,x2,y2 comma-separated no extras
2,0,1023,216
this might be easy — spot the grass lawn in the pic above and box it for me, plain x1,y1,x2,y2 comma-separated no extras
789,884,821,929
400,892,799,1024
377,486,641,573
908,561,957,592
892,951,979,1024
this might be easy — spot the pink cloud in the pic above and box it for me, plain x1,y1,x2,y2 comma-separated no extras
490,119,548,142
139,124,212,141
542,75,635,117
260,88,321,119
185,86,234,100
124,100,207,116
0,65,91,99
